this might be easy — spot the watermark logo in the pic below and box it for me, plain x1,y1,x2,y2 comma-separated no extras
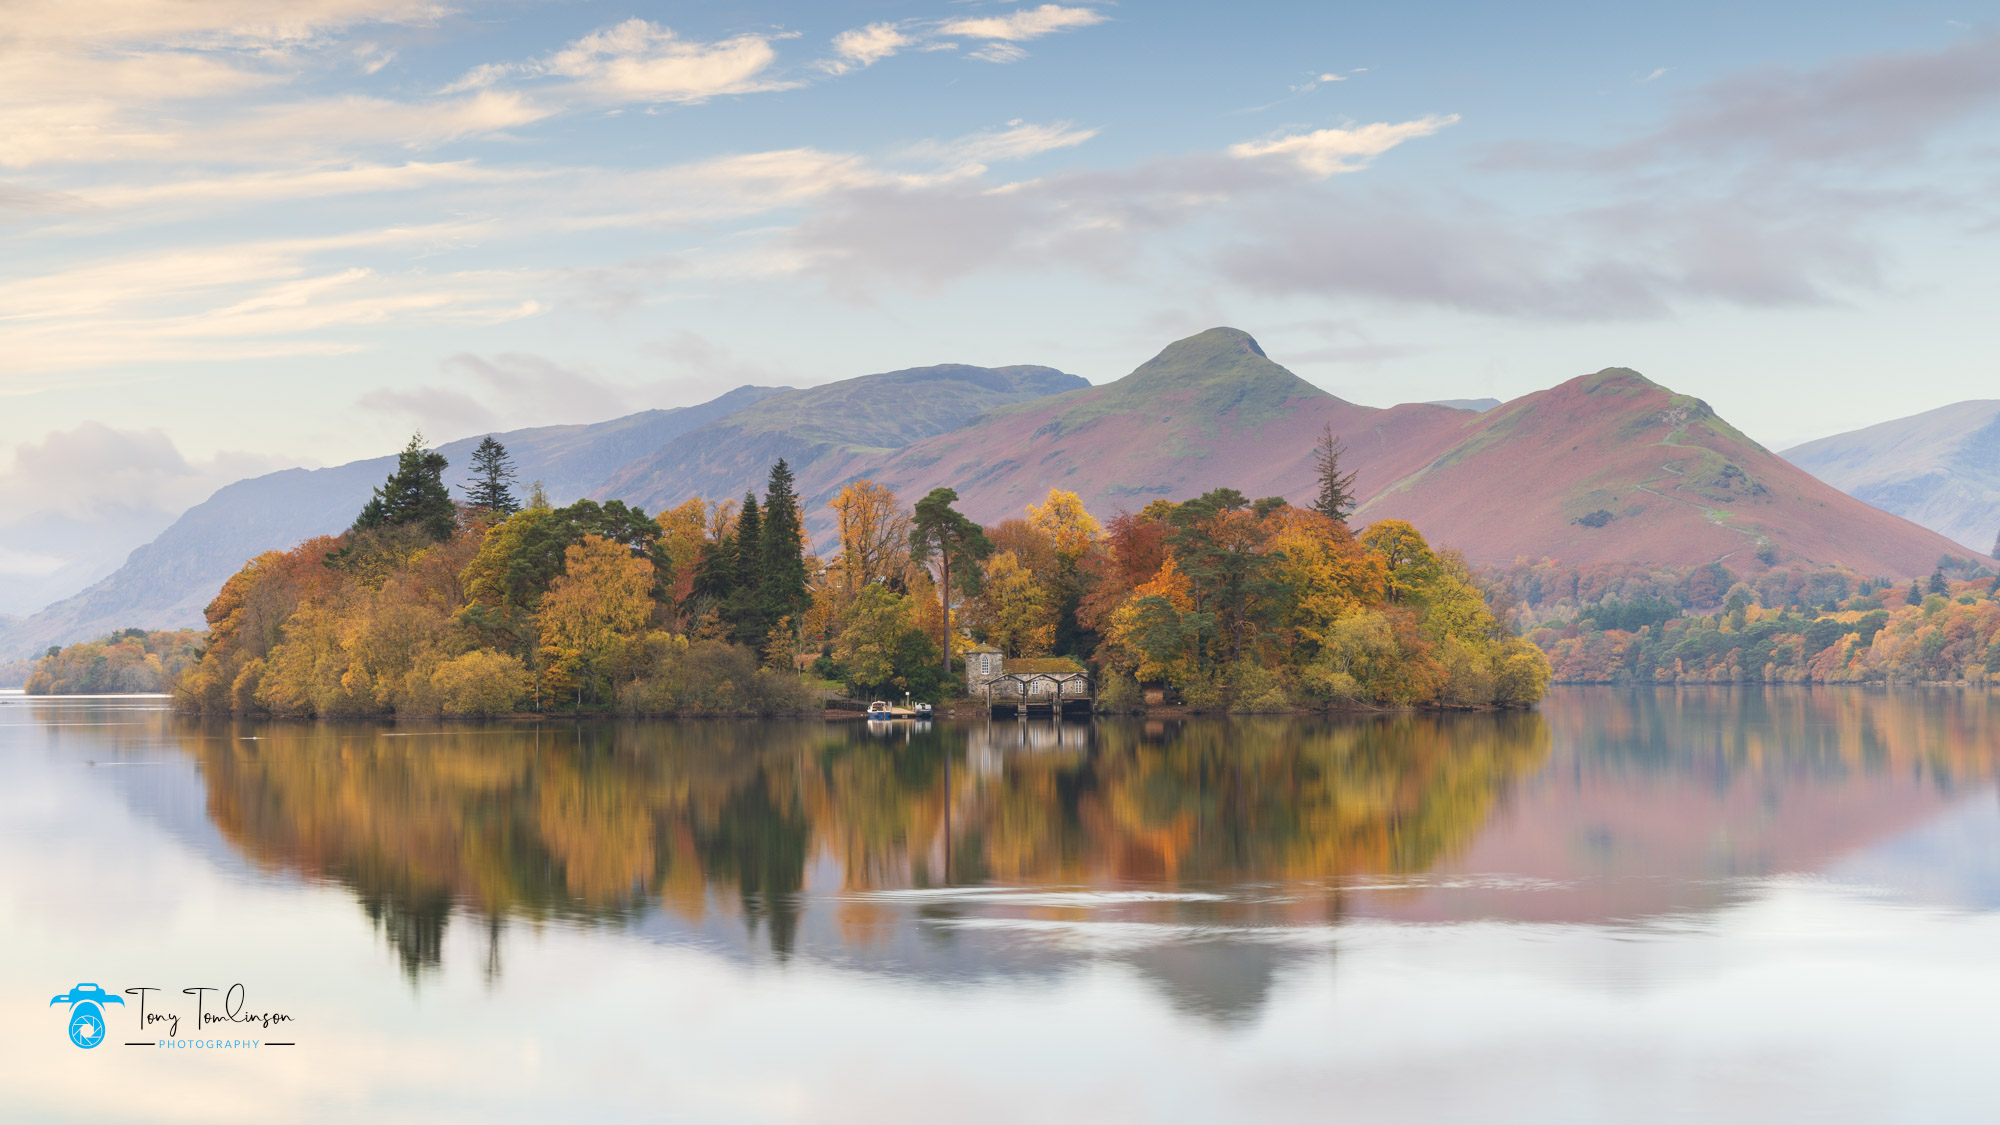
50,984,123,1049
46,983,298,1051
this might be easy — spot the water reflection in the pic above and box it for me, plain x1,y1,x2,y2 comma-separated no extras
10,688,2000,1122
19,687,2000,1025
167,712,1549,984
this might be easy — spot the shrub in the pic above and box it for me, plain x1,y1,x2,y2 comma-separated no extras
1098,672,1144,713
617,637,815,716
1227,661,1290,713
1295,662,1362,708
431,650,529,717
1181,673,1227,713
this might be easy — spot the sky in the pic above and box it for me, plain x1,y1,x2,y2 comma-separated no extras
3,0,1999,611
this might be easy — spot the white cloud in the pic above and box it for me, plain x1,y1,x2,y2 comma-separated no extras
358,352,637,439
934,4,1106,62
451,19,794,106
0,0,454,168
1229,115,1460,177
940,5,1107,42
0,547,68,579
0,225,542,373
0,421,283,525
821,23,910,75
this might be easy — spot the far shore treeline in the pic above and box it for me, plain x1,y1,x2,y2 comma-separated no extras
18,429,1556,715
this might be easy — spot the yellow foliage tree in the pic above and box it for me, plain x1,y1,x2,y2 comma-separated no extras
1027,488,1101,561
537,535,654,705
432,650,531,716
971,550,1056,656
828,480,911,595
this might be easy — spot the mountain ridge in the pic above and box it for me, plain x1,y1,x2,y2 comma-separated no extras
5,328,1982,664
598,363,1088,515
1784,400,2000,555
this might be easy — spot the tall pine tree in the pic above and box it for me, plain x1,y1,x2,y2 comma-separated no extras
354,433,456,540
909,487,993,673
759,459,810,629
727,492,767,646
1311,425,1359,525
465,436,520,514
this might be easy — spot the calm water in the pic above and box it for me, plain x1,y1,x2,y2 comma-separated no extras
4,688,1999,1123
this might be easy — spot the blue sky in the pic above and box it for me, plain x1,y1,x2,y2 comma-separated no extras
2,1,1998,607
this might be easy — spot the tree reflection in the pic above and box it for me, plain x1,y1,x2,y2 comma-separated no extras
177,712,1553,981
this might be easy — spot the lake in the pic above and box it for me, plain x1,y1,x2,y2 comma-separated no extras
4,687,1999,1123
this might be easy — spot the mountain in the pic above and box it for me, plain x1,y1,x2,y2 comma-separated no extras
1783,401,2000,557
818,329,1473,534
832,330,1974,576
9,327,1975,662
1356,368,1983,573
1427,397,1503,413
0,386,781,659
598,364,1087,513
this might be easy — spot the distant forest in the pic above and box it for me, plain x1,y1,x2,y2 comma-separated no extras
1487,557,2000,684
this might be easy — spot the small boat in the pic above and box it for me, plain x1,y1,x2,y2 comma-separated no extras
866,701,895,720
913,702,933,717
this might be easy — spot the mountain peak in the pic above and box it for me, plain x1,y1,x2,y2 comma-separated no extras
1577,367,1659,395
1115,327,1295,392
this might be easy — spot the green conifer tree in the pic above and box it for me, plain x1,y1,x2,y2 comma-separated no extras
727,492,767,646
759,459,810,629
1929,569,1948,596
692,536,735,603
909,487,993,673
465,435,520,514
1310,425,1359,524
353,433,456,540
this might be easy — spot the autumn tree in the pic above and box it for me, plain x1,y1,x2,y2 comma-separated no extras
1312,425,1360,525
655,498,709,609
1361,520,1442,604
465,436,520,515
908,487,992,673
971,551,1056,656
537,535,654,706
829,480,910,594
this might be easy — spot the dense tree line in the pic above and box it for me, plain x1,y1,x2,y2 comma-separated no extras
24,629,204,694
1528,571,2000,684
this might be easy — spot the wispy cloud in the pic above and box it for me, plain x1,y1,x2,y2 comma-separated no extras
1230,115,1460,177
0,224,541,373
940,5,1108,43
448,19,798,105
902,120,1101,171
